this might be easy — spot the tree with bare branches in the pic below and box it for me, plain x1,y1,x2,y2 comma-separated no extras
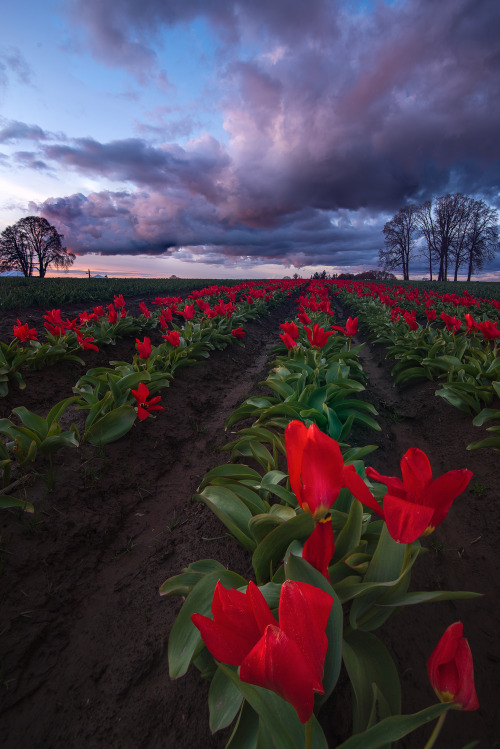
0,216,75,277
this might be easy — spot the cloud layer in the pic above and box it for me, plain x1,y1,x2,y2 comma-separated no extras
2,0,500,273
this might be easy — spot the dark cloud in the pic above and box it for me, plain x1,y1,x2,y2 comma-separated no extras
8,0,500,275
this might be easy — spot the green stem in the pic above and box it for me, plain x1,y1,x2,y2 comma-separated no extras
305,716,313,749
423,710,448,749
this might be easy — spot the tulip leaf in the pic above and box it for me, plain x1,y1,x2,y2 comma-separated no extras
199,464,263,489
335,703,450,749
84,405,137,445
196,487,256,552
342,629,401,734
12,406,49,438
252,512,315,584
209,665,244,733
226,700,259,749
0,494,35,513
216,662,329,749
285,554,343,707
168,569,247,679
249,513,285,544
377,589,481,606
333,497,363,562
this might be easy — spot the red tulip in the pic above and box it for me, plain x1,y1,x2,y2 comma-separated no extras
131,382,164,420
302,517,335,580
136,336,152,359
139,302,151,319
280,321,299,340
304,324,334,349
476,320,500,340
113,293,126,309
232,327,245,338
364,448,472,543
107,303,117,323
162,330,180,347
77,334,99,351
285,420,375,520
280,331,298,349
425,309,437,321
298,311,312,324
192,579,332,723
440,312,461,332
427,622,479,711
13,319,37,342
345,316,358,337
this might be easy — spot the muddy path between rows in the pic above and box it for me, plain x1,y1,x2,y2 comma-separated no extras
0,292,498,748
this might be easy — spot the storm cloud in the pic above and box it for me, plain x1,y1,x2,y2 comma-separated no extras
3,0,500,274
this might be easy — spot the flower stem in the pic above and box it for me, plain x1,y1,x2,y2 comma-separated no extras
423,710,448,749
305,716,313,749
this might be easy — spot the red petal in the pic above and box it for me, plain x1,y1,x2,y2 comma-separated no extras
285,421,308,507
383,494,435,543
240,626,319,723
343,465,384,518
301,424,343,518
302,519,335,579
279,579,332,690
365,466,405,497
425,469,473,528
191,612,260,666
400,448,433,501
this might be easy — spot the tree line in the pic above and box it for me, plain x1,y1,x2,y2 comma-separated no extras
0,216,75,277
379,194,499,281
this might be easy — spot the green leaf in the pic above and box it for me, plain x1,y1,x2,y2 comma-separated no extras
342,629,401,734
209,665,244,733
199,464,263,490
333,498,363,562
196,487,256,552
12,406,48,438
335,703,450,749
226,700,259,749
252,512,314,584
168,569,247,679
248,513,285,544
217,663,329,749
0,494,34,513
84,404,137,445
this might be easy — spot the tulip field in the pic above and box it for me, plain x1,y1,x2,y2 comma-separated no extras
0,277,498,748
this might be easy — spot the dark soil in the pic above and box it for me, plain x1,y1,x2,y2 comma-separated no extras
0,293,498,748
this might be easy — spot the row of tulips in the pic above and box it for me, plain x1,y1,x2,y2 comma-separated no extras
1,280,302,398
162,281,479,748
330,280,500,450
0,282,296,511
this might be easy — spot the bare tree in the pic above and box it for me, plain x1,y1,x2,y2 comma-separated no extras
379,204,419,280
463,200,499,281
0,216,75,277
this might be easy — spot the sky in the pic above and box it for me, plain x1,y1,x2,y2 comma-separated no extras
0,0,499,279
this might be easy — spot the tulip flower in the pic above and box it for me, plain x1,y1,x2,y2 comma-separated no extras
302,517,335,580
280,331,298,349
192,579,332,723
139,302,151,318
298,310,312,324
331,316,358,337
113,293,126,309
13,319,37,342
440,312,461,332
427,622,479,711
232,327,245,338
107,304,117,323
178,304,195,320
162,330,180,347
280,321,299,340
476,320,500,341
131,382,164,420
364,448,472,544
77,334,99,351
425,309,437,322
136,337,152,359
285,420,375,520
304,324,334,349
